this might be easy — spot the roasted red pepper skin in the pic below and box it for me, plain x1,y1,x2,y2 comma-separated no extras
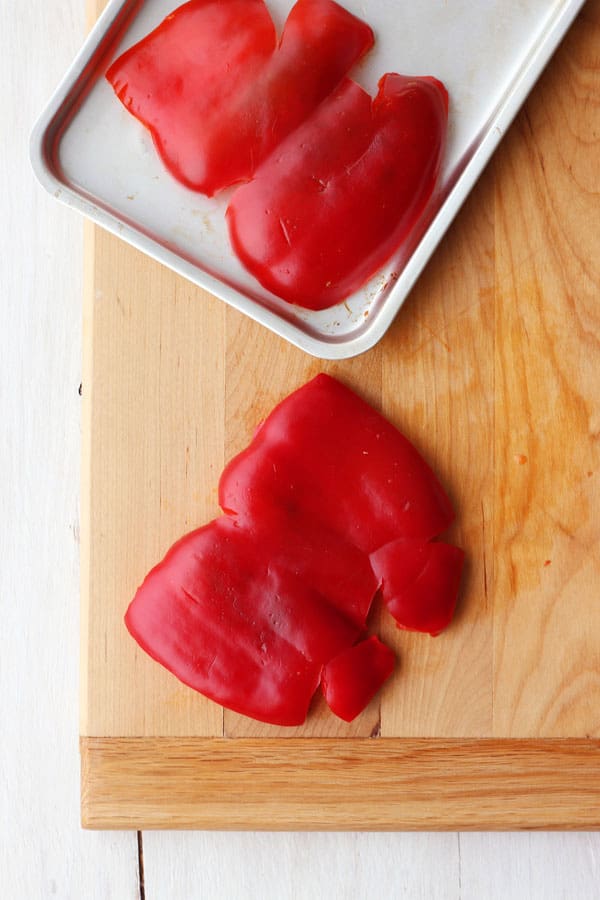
242,504,379,628
321,636,395,722
125,516,364,726
226,73,448,308
370,539,465,636
125,374,463,725
219,374,455,554
106,0,373,196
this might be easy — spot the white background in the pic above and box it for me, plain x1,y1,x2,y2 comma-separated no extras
2,1,599,897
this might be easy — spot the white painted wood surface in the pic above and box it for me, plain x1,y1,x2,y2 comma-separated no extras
2,0,599,897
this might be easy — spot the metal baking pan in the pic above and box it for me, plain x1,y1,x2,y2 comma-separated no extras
31,0,585,359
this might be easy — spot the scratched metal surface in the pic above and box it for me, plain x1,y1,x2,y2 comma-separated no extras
31,0,584,356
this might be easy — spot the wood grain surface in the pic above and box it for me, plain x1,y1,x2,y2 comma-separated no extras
80,0,600,827
7,1,600,895
81,737,600,830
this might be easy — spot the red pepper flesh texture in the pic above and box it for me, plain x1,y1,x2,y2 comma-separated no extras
106,0,274,194
370,539,465,636
106,0,373,196
244,504,379,628
219,374,455,555
125,516,368,726
321,636,395,722
125,374,462,725
227,73,448,308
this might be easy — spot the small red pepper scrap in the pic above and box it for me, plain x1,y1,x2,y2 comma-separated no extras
370,539,465,636
321,636,396,722
106,0,373,195
227,74,448,309
125,374,464,725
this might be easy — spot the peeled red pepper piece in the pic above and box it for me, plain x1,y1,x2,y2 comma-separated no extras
220,373,455,554
245,504,379,628
126,374,463,725
321,636,396,722
106,0,273,193
126,516,364,726
370,539,465,636
106,0,373,195
227,73,448,308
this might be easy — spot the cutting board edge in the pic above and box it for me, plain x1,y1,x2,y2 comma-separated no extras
81,736,600,830
80,220,97,739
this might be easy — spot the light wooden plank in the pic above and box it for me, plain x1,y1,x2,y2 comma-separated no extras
81,737,600,830
1,0,139,896
379,165,496,739
492,2,600,738
459,832,600,900
222,311,383,738
142,831,461,900
82,230,226,738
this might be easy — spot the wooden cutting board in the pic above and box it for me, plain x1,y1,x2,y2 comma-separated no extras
80,0,600,829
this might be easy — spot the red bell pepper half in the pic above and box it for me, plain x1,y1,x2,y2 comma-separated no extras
106,0,373,196
125,374,464,725
227,73,448,308
321,636,395,722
